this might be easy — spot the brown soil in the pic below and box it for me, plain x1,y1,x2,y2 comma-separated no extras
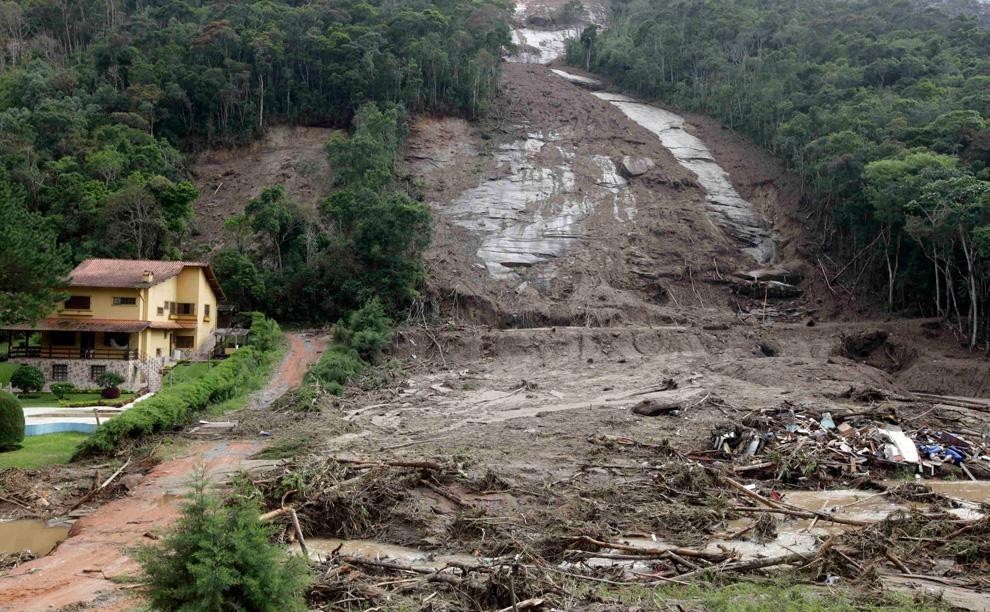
187,126,335,255
410,61,843,330
5,2,990,607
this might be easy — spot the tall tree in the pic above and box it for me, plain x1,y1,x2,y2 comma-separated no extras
0,175,69,325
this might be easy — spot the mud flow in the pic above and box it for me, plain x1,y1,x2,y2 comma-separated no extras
4,1,990,611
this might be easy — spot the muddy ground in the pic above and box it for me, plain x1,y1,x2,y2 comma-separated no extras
2,0,990,609
187,125,336,255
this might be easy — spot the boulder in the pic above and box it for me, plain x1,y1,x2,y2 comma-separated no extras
631,399,682,416
619,156,656,178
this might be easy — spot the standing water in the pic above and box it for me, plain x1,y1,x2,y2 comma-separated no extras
0,520,70,556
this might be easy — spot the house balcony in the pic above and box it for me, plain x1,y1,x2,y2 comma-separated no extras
7,346,140,360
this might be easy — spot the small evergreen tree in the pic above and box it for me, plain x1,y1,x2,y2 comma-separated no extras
0,391,25,450
10,365,44,394
136,475,310,611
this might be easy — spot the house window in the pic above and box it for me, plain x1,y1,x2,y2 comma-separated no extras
64,295,91,310
52,331,76,346
90,365,107,381
112,297,137,306
51,364,68,381
157,307,165,316
175,335,195,349
204,304,211,321
174,303,195,316
156,347,162,357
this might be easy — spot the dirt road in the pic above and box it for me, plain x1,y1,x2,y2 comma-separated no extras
0,332,325,611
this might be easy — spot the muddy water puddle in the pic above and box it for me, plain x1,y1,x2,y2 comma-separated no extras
0,520,70,556
598,486,986,564
923,480,990,504
307,538,477,569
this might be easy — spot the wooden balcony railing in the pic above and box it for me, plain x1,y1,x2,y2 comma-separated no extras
7,346,140,360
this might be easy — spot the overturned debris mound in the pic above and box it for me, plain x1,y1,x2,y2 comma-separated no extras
311,552,548,611
818,511,990,581
247,456,456,545
733,267,805,285
836,330,918,373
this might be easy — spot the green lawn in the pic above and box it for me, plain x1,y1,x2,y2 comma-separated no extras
15,392,136,408
164,361,215,386
0,362,16,385
0,433,89,469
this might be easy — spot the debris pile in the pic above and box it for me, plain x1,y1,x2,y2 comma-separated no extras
710,405,990,481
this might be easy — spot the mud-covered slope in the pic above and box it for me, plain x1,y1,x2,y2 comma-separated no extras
188,126,335,254
408,70,815,327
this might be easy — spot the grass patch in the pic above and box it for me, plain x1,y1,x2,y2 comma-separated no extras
15,392,136,408
587,580,936,611
0,362,16,385
164,361,214,386
0,432,89,469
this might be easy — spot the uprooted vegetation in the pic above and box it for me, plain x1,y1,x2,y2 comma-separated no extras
233,428,990,610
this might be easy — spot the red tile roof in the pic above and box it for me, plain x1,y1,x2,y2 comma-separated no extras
4,318,151,333
68,259,224,299
70,259,202,288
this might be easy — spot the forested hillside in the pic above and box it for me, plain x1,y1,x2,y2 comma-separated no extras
572,0,990,346
0,0,510,325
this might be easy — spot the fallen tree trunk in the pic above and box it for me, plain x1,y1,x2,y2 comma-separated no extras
571,535,730,562
675,552,807,580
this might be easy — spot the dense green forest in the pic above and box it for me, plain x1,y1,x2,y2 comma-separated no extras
0,0,510,325
571,0,990,346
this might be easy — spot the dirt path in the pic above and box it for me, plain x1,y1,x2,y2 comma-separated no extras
0,332,324,611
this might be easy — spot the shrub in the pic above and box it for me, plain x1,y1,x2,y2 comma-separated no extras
96,371,125,389
50,382,75,400
304,347,366,393
136,476,309,611
333,298,393,362
10,365,44,394
0,391,25,450
97,371,125,399
248,311,283,353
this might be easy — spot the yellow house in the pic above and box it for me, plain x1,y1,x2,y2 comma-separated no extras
2,259,224,391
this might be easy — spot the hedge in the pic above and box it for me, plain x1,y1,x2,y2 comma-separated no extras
74,314,283,457
0,391,25,449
